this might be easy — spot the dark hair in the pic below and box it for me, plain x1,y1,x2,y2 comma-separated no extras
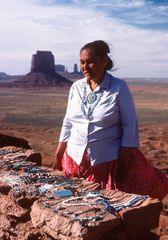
80,40,113,70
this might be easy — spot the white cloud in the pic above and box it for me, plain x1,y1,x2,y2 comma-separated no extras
109,0,146,8
0,0,167,77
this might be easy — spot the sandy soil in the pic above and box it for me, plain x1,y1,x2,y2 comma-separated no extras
0,122,167,171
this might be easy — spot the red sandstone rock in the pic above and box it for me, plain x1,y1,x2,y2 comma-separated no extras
0,134,31,149
31,199,120,240
119,198,162,237
0,194,29,221
0,143,163,239
0,183,11,195
0,146,42,166
13,51,72,88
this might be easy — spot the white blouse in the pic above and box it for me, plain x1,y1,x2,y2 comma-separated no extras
59,72,139,166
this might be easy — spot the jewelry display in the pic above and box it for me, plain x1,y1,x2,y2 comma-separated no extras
107,194,148,211
0,147,152,232
0,154,83,188
54,204,108,227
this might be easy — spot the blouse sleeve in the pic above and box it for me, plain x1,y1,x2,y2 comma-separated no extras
59,84,74,142
118,81,139,147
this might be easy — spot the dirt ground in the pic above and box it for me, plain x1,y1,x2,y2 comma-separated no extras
0,81,168,239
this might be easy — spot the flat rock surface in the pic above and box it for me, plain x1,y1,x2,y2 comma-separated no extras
0,145,164,239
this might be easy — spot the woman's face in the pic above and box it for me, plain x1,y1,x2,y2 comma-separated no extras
80,48,108,82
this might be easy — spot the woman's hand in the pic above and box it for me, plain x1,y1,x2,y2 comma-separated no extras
117,147,135,183
53,142,67,170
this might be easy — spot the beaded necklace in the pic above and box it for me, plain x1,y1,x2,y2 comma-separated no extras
81,83,103,119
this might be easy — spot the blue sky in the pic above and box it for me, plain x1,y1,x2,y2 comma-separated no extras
0,0,168,77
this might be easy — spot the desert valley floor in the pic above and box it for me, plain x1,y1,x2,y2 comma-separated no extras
0,80,168,239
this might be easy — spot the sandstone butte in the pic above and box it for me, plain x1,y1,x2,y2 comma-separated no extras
12,51,72,88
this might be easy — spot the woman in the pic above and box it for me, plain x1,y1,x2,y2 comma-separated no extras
53,40,168,200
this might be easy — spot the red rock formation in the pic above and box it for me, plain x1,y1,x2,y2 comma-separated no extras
14,51,72,88
31,51,55,74
0,133,31,149
0,144,163,239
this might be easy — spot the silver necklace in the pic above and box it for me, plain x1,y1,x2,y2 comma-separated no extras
81,83,103,119
87,92,97,104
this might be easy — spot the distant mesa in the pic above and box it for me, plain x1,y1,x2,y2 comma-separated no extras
14,51,72,88
0,72,11,79
73,63,78,74
0,50,84,88
0,72,22,85
55,64,66,72
56,63,83,82
31,50,56,74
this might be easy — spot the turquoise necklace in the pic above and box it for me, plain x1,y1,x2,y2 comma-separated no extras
81,83,103,119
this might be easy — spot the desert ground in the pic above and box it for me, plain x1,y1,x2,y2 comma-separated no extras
0,80,168,239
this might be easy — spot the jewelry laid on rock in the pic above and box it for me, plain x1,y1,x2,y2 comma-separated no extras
54,203,109,227
62,192,148,216
0,147,152,231
81,83,103,119
109,195,148,211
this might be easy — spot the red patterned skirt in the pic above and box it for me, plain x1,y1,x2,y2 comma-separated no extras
61,148,168,201
61,150,117,190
